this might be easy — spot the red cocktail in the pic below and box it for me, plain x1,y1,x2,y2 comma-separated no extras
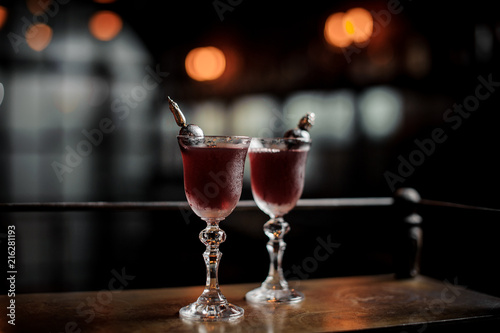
177,135,250,321
245,137,311,304
249,148,308,217
181,144,248,219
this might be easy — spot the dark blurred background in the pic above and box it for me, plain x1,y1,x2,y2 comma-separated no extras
1,0,499,296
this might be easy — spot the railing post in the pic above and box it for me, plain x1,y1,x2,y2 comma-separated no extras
393,188,423,279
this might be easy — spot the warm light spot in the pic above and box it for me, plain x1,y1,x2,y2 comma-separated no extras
345,21,355,35
343,8,373,43
0,6,7,30
27,0,52,15
89,10,123,41
325,8,373,47
26,23,53,51
324,12,351,48
185,47,226,81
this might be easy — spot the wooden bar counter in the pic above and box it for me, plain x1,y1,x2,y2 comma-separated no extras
2,274,500,332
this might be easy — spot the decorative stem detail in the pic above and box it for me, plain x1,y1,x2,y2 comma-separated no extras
262,217,290,290
198,219,228,305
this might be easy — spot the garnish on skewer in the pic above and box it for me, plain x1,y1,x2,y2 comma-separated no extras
284,112,315,140
168,96,204,137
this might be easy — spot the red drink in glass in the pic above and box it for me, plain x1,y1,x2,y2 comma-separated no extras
249,148,308,217
177,135,250,321
245,137,311,304
180,144,248,219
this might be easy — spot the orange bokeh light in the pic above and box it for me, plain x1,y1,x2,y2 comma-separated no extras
324,12,351,48
343,8,373,43
324,8,373,48
26,0,52,15
26,23,53,51
0,6,7,30
185,46,226,82
89,10,122,41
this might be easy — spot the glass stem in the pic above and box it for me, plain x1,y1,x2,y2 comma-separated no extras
262,217,290,290
198,218,227,304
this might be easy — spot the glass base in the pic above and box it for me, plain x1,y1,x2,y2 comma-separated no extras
245,287,304,304
179,301,244,321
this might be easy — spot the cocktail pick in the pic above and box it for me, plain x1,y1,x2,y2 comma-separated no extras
284,112,315,140
168,96,204,137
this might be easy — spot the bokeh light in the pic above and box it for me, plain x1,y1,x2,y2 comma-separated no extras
325,8,373,48
284,91,355,144
27,0,52,15
231,95,279,137
323,91,356,142
89,10,123,41
324,12,351,48
359,86,402,140
192,100,226,135
26,23,53,51
343,8,373,43
0,6,7,30
0,82,4,106
185,46,226,81
53,78,85,114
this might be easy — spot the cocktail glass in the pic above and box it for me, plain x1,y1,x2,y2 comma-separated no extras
245,137,311,304
177,135,251,321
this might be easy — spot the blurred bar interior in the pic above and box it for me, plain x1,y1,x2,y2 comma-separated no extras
0,0,499,294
